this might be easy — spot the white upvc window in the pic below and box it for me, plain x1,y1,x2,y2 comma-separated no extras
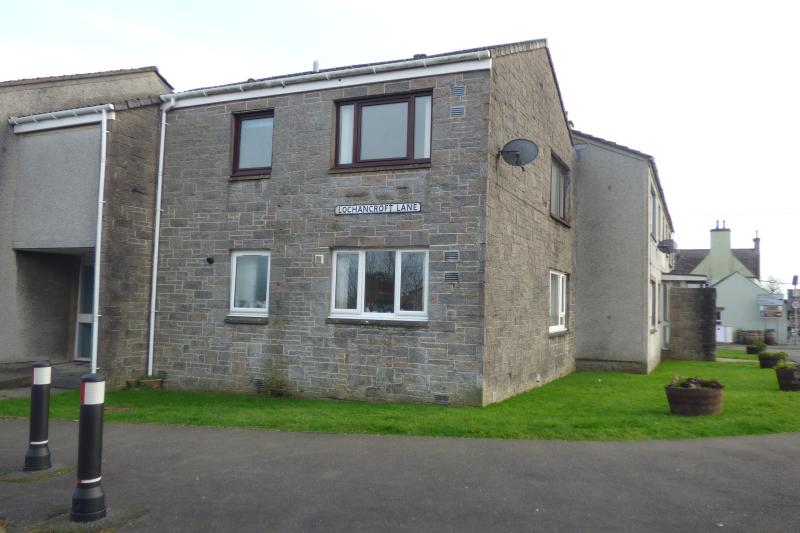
549,271,568,333
330,249,429,320
230,251,270,316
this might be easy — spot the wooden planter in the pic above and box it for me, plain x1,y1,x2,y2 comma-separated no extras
746,346,764,355
137,378,164,389
665,387,723,416
776,368,800,392
759,354,783,369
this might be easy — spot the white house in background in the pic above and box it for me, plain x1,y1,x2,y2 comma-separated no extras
572,131,674,374
712,272,788,344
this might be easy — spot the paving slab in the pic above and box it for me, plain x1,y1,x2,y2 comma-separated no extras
1,419,799,532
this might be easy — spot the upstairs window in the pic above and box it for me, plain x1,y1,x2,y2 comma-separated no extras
549,271,569,333
230,251,270,316
336,93,432,167
232,111,273,177
550,157,570,222
330,249,428,320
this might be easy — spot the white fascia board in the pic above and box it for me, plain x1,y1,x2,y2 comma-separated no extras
165,58,492,110
10,104,115,134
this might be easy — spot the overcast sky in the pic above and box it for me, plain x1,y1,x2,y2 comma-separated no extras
4,0,798,288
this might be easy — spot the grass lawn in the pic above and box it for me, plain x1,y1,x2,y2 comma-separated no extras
1,360,797,441
715,346,758,361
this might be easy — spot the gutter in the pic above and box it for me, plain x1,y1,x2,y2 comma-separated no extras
9,103,116,133
161,51,491,109
146,96,176,376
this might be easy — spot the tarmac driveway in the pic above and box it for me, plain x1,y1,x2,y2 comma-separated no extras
1,419,799,532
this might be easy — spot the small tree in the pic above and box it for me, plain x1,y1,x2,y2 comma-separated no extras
761,276,783,294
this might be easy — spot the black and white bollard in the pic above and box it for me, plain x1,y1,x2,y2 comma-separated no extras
70,373,107,522
24,361,52,471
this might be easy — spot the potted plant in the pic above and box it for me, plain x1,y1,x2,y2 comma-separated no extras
734,328,745,345
746,340,767,355
775,361,800,392
137,375,165,389
758,351,787,369
665,375,724,416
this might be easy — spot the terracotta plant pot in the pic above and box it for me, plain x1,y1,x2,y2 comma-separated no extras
759,354,783,369
138,378,164,389
776,368,800,392
665,386,723,416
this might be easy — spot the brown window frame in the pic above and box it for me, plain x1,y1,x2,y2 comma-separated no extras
550,155,570,224
335,92,432,169
232,110,274,178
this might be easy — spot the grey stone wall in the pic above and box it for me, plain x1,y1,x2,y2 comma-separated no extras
155,72,490,404
482,43,576,404
664,288,716,360
98,103,162,386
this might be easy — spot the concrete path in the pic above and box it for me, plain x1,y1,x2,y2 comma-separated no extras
1,420,799,532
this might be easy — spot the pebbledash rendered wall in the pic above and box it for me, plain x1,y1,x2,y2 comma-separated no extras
153,42,575,405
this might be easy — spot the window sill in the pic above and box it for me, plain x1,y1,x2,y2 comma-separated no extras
329,162,431,175
327,317,429,327
225,315,269,325
550,214,571,229
548,328,569,338
229,173,271,182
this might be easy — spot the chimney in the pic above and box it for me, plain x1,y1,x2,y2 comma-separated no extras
709,223,731,253
753,231,761,279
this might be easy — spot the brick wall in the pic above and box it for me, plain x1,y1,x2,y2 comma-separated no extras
99,103,162,386
482,44,577,404
155,72,490,404
664,288,716,360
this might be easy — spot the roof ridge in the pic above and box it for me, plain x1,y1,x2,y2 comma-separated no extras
0,66,173,90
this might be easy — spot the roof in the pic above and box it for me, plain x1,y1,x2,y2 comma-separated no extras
571,129,673,230
188,39,547,93
0,66,173,91
670,248,759,278
732,249,759,279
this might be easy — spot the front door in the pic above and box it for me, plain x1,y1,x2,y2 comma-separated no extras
74,262,94,361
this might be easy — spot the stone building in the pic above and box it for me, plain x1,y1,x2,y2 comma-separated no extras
572,131,674,373
151,39,576,405
0,68,172,384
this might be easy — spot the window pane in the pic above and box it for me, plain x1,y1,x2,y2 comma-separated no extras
78,323,92,360
338,104,354,164
334,253,359,310
365,251,395,313
79,265,94,314
549,273,559,327
360,102,408,160
234,255,268,309
238,117,273,169
400,252,425,311
413,96,431,159
551,162,561,217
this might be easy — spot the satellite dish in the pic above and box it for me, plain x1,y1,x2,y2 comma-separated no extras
499,138,539,169
657,239,677,254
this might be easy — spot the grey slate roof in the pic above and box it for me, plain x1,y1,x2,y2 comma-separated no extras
0,66,173,90
671,248,759,278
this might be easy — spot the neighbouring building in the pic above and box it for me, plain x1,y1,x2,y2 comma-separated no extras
670,225,781,343
151,39,576,405
0,68,172,382
571,131,674,373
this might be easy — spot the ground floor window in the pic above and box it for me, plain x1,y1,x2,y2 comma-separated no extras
230,251,270,316
330,249,428,320
549,271,568,333
650,280,657,328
